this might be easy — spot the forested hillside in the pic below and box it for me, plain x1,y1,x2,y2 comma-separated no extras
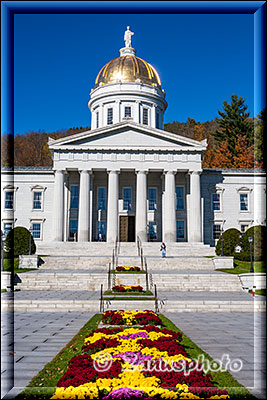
1,96,264,169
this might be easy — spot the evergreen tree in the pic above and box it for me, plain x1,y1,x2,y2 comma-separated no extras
213,94,253,154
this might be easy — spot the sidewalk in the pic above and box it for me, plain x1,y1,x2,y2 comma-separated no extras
1,311,95,399
166,312,266,399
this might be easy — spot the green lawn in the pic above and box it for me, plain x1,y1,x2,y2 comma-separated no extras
16,313,257,399
248,289,266,297
218,260,265,275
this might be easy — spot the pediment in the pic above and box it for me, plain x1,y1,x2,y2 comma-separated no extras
49,121,206,152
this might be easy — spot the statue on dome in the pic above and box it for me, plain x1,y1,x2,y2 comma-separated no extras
124,26,134,48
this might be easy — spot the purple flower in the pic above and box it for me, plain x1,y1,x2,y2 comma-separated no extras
117,332,149,340
103,387,146,399
112,351,153,365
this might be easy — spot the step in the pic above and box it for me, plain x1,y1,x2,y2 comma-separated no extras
2,299,265,313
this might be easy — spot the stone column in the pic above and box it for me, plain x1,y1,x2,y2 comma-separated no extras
115,100,120,124
188,171,202,242
151,105,156,128
107,170,119,243
136,170,147,242
53,170,65,241
135,100,140,123
163,170,176,242
100,103,104,128
78,170,90,242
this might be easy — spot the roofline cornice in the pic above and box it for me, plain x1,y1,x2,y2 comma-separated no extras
48,121,206,150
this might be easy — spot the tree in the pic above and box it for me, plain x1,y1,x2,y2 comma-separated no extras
213,94,254,154
254,108,265,168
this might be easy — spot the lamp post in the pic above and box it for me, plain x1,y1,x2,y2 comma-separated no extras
1,231,4,272
248,236,254,273
29,227,33,255
221,226,224,256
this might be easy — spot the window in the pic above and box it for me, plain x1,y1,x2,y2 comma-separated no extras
98,187,106,210
213,224,222,240
176,220,185,240
156,112,160,129
148,188,157,210
143,108,148,125
123,187,132,210
124,106,131,118
69,219,78,240
32,223,41,239
241,224,249,233
176,186,184,210
3,222,13,237
5,192,13,209
240,193,248,211
96,111,99,128
97,221,106,240
148,222,157,240
70,185,79,209
212,193,221,211
107,108,113,125
33,192,42,209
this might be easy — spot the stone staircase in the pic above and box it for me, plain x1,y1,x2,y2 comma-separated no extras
15,270,242,292
10,242,266,313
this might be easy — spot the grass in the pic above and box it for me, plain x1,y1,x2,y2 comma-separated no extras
159,314,257,399
217,259,265,275
15,313,257,400
1,289,7,293
15,313,102,400
248,289,266,296
111,269,146,274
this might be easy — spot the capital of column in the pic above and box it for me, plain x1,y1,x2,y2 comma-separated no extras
107,170,120,175
135,169,148,175
135,100,141,104
164,170,177,175
188,170,202,176
79,169,92,175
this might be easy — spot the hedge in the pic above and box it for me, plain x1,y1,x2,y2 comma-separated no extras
215,228,241,256
5,226,36,258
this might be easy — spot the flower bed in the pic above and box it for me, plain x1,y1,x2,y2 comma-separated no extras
51,312,230,400
112,285,143,293
116,266,141,272
101,310,162,326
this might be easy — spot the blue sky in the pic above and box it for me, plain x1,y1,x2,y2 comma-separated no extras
11,12,255,135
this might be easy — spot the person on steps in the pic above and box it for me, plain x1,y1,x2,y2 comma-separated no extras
160,242,166,258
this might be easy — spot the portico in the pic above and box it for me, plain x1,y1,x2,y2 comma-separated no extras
50,122,205,244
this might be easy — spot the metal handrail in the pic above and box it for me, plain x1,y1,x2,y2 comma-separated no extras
154,284,159,313
145,258,149,291
140,247,144,270
100,284,104,312
108,262,111,290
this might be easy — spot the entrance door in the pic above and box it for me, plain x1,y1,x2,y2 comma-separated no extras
119,216,135,242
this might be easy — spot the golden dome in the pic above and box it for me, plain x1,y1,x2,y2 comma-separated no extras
94,54,162,89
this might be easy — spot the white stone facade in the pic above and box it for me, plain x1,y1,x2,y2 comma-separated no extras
1,165,265,246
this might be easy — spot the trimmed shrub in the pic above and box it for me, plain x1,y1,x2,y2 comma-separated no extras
215,228,241,256
238,225,266,261
5,226,36,258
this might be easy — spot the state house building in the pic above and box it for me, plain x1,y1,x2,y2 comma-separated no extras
1,29,266,246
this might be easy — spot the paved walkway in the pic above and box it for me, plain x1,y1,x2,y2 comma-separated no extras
1,307,266,399
1,312,94,399
166,312,266,399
